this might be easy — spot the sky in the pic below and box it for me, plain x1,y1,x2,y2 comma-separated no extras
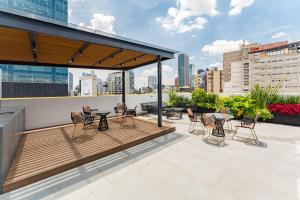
68,0,300,89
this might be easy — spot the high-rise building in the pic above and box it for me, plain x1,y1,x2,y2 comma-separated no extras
223,41,300,93
174,77,179,88
178,53,189,87
107,70,134,94
206,67,223,93
96,78,104,94
148,76,157,89
80,75,97,96
189,64,196,88
0,0,68,98
68,72,73,91
128,70,135,93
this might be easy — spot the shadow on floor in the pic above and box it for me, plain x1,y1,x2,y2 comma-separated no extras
2,133,185,200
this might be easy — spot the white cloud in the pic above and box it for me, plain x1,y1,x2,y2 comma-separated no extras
136,65,176,88
229,0,255,16
208,62,222,68
190,56,195,60
272,32,287,39
89,13,116,34
156,0,218,33
201,39,249,55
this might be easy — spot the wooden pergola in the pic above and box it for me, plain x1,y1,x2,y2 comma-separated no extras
0,10,178,127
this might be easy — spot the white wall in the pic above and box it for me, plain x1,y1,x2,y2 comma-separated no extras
1,94,168,130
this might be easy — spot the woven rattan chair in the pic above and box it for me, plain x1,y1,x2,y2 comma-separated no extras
187,108,203,133
71,112,97,139
232,114,259,144
83,106,99,120
200,113,217,140
114,103,136,128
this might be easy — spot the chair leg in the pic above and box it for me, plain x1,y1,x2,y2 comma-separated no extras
71,126,76,139
188,122,193,133
120,116,126,128
232,127,238,140
251,129,258,144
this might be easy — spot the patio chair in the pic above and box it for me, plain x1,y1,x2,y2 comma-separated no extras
82,105,99,122
187,108,203,133
114,103,136,128
71,112,97,139
220,107,233,132
200,113,217,140
232,114,259,144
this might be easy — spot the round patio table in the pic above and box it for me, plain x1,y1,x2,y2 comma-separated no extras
209,113,234,137
94,111,111,131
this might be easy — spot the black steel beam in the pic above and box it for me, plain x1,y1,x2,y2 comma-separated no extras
92,48,123,66
29,32,38,62
112,54,147,68
68,42,89,64
122,70,126,105
0,11,177,59
157,57,162,127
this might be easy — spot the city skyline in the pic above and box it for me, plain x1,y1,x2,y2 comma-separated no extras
68,0,300,89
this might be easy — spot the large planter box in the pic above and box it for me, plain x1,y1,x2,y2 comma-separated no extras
192,107,216,114
266,113,300,126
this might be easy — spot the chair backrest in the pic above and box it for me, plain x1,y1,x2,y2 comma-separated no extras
115,103,126,114
186,108,195,122
242,114,259,128
201,113,215,126
71,112,83,125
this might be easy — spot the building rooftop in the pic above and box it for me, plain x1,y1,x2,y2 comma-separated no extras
0,116,299,200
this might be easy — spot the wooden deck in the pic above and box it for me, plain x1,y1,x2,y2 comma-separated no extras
4,117,175,192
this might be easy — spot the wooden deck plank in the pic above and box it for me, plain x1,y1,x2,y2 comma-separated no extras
3,117,175,192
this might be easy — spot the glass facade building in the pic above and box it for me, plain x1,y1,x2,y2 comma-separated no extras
0,0,68,97
178,53,189,87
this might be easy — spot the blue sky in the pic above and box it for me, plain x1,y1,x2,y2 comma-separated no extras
68,0,300,88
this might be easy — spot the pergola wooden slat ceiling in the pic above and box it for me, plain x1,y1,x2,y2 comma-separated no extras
0,11,177,70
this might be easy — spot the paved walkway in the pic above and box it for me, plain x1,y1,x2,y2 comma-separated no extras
0,115,299,200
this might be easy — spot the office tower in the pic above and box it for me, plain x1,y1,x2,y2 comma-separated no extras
96,78,104,94
174,77,179,87
178,53,189,87
80,74,97,96
107,71,134,94
68,72,73,91
128,70,135,93
223,41,300,93
189,64,196,88
0,0,68,98
148,76,157,89
206,67,223,93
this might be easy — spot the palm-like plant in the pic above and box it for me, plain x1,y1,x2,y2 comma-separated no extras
249,84,280,109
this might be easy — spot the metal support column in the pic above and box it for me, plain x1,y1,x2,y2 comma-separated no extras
157,57,162,127
122,70,126,105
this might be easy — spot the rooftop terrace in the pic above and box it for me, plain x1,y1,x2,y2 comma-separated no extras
0,115,299,200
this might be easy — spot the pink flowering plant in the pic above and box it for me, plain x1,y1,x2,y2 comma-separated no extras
268,104,300,116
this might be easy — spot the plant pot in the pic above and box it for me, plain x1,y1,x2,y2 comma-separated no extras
266,113,300,126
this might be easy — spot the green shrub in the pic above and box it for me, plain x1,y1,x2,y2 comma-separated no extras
168,90,191,107
223,95,256,118
223,95,273,120
191,88,221,110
